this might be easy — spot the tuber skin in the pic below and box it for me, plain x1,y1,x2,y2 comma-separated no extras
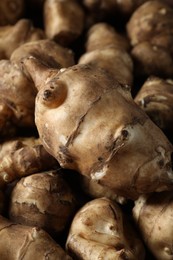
133,191,173,260
0,19,45,59
135,76,173,132
44,0,85,46
0,137,58,187
66,197,145,259
0,190,4,214
127,0,173,78
0,215,72,260
9,171,77,236
0,0,25,26
80,176,127,204
22,60,173,200
0,39,74,137
79,22,133,86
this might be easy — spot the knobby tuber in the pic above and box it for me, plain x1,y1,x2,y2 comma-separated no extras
9,171,76,236
0,39,74,137
0,0,25,26
0,137,58,187
22,60,173,200
133,191,173,260
127,0,173,78
44,0,85,46
0,19,45,59
0,215,72,260
79,22,133,86
66,197,145,259
135,76,173,132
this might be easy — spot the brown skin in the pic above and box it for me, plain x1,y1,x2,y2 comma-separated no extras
66,197,145,259
0,137,58,188
80,176,127,204
0,190,4,214
135,76,173,132
133,192,173,260
79,23,133,86
0,215,72,260
44,0,85,46
0,19,45,59
127,1,173,77
0,0,25,26
9,171,76,236
22,60,173,200
0,40,74,137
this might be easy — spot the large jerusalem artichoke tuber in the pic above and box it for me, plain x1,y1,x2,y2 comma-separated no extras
9,171,76,236
66,197,145,259
21,60,173,200
0,215,72,259
133,191,173,260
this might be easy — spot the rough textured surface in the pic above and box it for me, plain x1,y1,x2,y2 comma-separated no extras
22,61,173,200
9,171,76,235
133,192,173,260
0,138,58,187
66,197,145,259
0,215,72,259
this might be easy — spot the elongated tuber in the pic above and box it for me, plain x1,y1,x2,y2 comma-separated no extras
127,1,173,78
44,0,85,46
0,137,58,187
22,60,173,199
0,215,72,259
135,76,173,132
9,170,76,235
66,197,145,259
133,191,173,260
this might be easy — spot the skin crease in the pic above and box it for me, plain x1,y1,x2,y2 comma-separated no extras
22,58,173,200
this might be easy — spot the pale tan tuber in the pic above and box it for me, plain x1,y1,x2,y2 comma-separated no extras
79,22,133,86
133,191,173,260
0,19,45,59
66,197,145,259
135,76,173,132
127,1,173,77
0,215,72,259
21,60,173,200
9,171,76,235
44,0,85,46
0,137,58,187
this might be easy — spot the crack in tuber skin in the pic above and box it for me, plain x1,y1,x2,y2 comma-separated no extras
0,215,72,259
0,138,58,188
21,59,173,200
66,197,145,260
